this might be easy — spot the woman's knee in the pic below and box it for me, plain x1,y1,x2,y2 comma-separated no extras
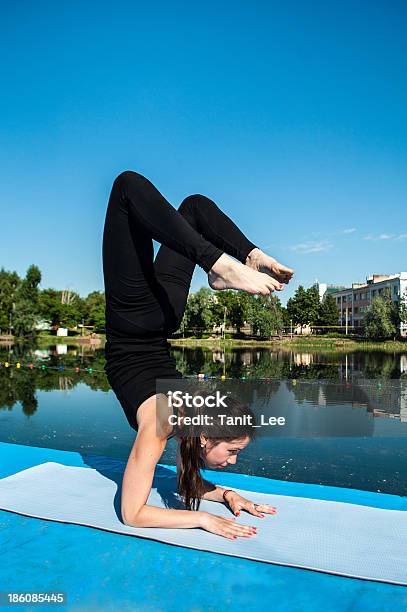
114,170,148,190
178,194,205,213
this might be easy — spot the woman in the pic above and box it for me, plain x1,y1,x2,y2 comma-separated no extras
102,170,294,539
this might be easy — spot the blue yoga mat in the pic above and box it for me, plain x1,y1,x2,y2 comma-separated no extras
0,460,406,586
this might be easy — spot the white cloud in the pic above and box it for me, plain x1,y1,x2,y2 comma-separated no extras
289,240,333,254
273,228,406,254
362,233,406,242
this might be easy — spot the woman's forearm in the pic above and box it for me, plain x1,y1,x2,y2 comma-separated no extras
124,504,204,529
201,481,230,503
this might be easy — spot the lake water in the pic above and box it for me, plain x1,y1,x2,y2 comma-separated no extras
1,343,406,496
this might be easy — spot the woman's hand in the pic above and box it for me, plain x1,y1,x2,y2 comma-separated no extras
224,491,277,518
199,511,258,540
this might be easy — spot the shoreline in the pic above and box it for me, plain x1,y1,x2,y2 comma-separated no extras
167,337,407,352
30,333,407,353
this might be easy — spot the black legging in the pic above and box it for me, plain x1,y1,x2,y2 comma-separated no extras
102,170,258,429
103,170,257,339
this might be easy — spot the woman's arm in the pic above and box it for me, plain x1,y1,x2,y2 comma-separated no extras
121,399,257,539
201,478,278,519
121,419,204,528
201,481,232,503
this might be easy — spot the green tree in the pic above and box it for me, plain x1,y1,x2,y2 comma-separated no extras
364,290,398,339
318,294,340,326
18,265,41,310
214,290,251,333
246,294,284,337
183,287,215,332
85,291,105,332
399,288,407,336
0,268,20,334
38,288,85,330
280,305,291,328
12,265,42,338
11,299,38,338
287,285,320,326
38,289,65,327
59,291,85,328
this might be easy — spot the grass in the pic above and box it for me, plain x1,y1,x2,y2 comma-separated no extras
168,335,407,352
32,332,407,352
35,333,102,345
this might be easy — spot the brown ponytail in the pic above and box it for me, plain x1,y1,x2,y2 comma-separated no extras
177,436,207,511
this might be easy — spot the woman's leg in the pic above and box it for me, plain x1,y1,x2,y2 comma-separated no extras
153,194,259,333
102,171,224,337
103,170,281,338
177,193,259,264
118,171,224,273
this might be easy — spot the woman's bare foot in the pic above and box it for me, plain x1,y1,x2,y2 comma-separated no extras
245,248,294,284
208,253,284,295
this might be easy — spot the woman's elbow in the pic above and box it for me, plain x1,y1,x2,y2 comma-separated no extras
120,504,143,527
121,506,144,527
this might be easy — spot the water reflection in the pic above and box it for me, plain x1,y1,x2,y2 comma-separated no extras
1,343,407,423
1,343,406,495
171,345,407,381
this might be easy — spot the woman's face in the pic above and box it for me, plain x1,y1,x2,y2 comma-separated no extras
201,436,251,469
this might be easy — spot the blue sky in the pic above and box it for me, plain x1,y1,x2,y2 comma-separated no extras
1,1,406,305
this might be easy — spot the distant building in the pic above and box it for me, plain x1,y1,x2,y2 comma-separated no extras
313,281,346,302
315,273,407,336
